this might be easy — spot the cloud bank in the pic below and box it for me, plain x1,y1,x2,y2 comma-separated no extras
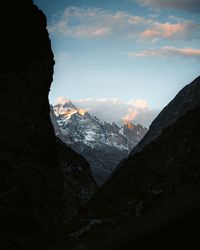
140,21,199,40
137,0,200,12
49,7,144,38
129,46,200,58
49,6,199,41
56,97,159,127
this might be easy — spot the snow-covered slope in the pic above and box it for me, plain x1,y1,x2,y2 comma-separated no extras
51,99,147,185
53,101,128,150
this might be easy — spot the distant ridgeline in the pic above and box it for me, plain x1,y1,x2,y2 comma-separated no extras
50,100,148,185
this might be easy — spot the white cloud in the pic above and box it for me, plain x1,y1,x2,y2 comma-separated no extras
137,0,200,12
56,97,159,127
49,6,144,38
122,109,138,123
48,6,200,42
129,46,200,58
127,99,149,108
140,21,199,40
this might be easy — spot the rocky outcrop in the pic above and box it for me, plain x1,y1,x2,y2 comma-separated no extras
123,123,148,150
0,1,95,249
66,78,200,249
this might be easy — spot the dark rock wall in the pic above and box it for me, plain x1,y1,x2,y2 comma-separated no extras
71,142,128,186
0,1,62,249
58,140,96,222
67,106,200,249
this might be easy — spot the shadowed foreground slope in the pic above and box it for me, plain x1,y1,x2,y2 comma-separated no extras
131,75,200,155
66,81,200,249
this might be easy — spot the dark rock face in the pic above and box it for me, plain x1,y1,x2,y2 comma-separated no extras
0,1,61,247
0,1,96,249
71,142,128,186
58,140,96,221
131,76,200,155
66,78,200,249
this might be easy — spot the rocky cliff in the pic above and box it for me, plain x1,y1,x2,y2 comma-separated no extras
0,1,95,249
58,140,96,222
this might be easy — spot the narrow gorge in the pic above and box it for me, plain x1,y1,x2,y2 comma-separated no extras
1,1,200,250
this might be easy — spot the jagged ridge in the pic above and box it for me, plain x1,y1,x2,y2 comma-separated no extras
51,100,147,186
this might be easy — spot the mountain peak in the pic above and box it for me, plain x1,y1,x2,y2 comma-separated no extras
54,97,89,120
56,96,73,105
50,100,147,185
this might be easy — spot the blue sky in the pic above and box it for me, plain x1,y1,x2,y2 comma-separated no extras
34,0,200,126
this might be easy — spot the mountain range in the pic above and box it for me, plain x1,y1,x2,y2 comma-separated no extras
51,100,147,185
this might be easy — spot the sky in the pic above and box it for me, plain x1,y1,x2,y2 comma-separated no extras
34,0,200,126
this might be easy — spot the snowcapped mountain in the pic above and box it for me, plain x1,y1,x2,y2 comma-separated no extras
51,99,147,185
